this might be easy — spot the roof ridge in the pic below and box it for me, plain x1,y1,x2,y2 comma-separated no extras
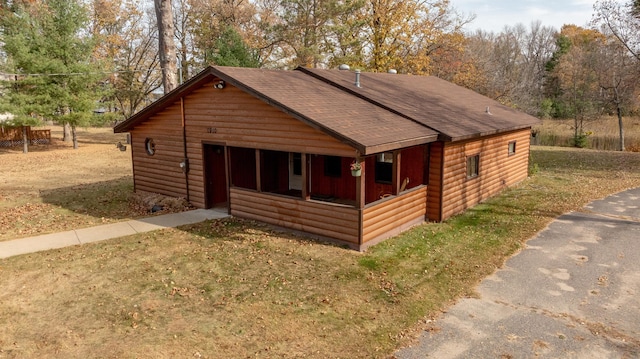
295,67,450,142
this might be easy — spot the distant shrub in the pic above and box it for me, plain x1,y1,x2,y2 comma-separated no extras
572,132,591,148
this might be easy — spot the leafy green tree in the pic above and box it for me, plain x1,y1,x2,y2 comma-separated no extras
187,0,264,69
551,26,607,147
544,31,572,118
269,0,342,68
0,0,104,150
210,26,260,67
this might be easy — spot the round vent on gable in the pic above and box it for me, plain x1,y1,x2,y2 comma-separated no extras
145,138,156,156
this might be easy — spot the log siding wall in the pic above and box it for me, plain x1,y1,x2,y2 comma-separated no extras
184,82,356,208
426,142,444,221
439,129,531,220
230,188,360,244
130,104,187,199
362,185,427,246
129,80,356,208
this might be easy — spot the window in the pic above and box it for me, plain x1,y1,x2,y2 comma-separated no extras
508,141,516,156
324,156,342,177
229,147,257,190
292,153,302,176
466,154,479,179
144,138,156,156
375,152,393,183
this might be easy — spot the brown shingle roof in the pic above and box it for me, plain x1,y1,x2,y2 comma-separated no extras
114,65,539,153
298,67,540,141
213,66,438,154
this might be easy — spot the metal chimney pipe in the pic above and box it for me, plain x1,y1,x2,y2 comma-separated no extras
355,69,361,88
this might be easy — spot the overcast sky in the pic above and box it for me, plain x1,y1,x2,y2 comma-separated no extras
450,0,627,33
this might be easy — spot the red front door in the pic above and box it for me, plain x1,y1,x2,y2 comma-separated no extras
204,144,227,208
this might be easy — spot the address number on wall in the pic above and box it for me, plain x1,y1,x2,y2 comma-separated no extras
207,128,217,134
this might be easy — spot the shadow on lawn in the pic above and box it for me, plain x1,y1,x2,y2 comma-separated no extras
39,176,143,220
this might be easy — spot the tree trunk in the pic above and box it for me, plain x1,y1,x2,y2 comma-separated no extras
72,124,78,149
613,85,625,152
22,126,29,154
63,122,71,141
573,116,579,147
180,38,188,84
154,0,178,94
617,104,625,151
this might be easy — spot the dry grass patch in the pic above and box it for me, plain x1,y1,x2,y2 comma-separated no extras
533,116,640,151
1,146,640,358
0,221,384,358
0,126,186,241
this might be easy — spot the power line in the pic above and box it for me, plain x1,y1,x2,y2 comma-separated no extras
0,68,167,78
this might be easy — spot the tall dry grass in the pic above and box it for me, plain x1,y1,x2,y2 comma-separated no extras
531,116,640,151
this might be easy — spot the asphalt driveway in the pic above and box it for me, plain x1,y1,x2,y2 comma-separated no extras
396,187,640,358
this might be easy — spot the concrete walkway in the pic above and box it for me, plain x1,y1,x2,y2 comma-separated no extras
0,208,229,259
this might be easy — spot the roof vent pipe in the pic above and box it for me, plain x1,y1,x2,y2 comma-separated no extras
339,64,350,71
355,69,361,88
486,106,492,115
388,69,397,74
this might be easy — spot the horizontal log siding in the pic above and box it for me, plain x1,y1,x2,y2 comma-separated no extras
362,186,427,243
183,81,356,208
130,103,187,200
184,83,355,156
440,129,531,220
426,142,444,221
230,188,360,244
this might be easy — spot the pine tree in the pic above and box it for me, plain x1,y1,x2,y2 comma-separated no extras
0,0,103,150
210,26,260,68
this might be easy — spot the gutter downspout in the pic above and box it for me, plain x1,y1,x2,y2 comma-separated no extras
181,97,190,202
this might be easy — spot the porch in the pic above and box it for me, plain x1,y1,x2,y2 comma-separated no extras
215,144,430,249
229,185,427,250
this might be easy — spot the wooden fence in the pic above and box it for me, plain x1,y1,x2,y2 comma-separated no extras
0,126,51,147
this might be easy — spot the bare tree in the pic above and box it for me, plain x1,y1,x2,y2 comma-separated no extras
91,0,162,120
593,0,640,150
593,0,640,61
155,0,178,93
465,22,556,115
594,30,640,151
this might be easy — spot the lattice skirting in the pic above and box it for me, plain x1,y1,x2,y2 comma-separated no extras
0,139,51,147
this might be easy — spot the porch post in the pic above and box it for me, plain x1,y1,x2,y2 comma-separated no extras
301,153,310,200
393,150,401,194
356,159,365,248
356,160,365,209
255,149,262,192
224,146,231,214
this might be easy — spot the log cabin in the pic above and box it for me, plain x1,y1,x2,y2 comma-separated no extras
114,66,539,250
